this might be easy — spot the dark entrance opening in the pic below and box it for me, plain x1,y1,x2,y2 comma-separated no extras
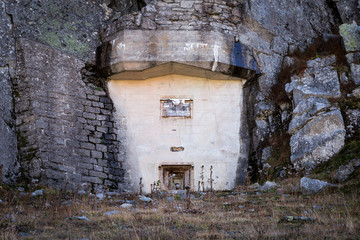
159,164,194,190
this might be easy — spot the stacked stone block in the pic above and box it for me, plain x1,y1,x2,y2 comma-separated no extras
102,0,242,39
14,38,126,191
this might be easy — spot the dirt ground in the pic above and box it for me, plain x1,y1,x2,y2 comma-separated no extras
0,178,359,239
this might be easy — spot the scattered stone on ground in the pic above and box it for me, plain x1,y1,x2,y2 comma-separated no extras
300,177,336,194
96,193,104,201
120,203,133,209
19,232,31,237
31,189,44,196
103,210,120,216
281,216,316,223
138,195,153,202
259,181,278,191
61,200,73,206
334,159,360,183
77,190,86,195
67,216,89,221
106,191,120,197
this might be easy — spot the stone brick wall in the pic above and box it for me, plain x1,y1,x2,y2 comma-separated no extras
103,0,241,39
14,39,127,191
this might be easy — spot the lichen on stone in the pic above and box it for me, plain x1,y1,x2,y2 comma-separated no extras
339,24,360,52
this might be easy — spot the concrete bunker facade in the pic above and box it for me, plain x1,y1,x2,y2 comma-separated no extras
98,29,259,192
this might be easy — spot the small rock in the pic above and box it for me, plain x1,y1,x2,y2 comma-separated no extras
0,199,4,204
67,216,89,221
167,196,175,202
351,87,360,98
334,159,360,183
313,205,322,210
106,191,120,196
31,189,44,196
259,181,278,191
334,164,355,183
249,183,260,189
61,200,73,206
281,216,315,223
248,209,255,212
77,190,86,195
238,205,245,209
19,232,31,237
18,187,25,192
300,177,335,194
263,163,271,169
96,193,104,201
175,206,182,212
120,203,133,209
6,214,16,222
138,195,153,202
75,216,89,221
103,210,120,216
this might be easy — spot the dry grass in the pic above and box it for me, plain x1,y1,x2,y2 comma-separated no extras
0,180,359,240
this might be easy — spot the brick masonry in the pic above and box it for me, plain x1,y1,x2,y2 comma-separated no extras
14,38,128,191
102,0,243,40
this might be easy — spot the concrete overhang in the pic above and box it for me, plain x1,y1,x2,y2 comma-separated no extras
97,30,260,80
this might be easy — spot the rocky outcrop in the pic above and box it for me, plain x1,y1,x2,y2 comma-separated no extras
286,56,346,172
5,0,143,62
340,23,360,85
0,0,19,183
335,0,360,25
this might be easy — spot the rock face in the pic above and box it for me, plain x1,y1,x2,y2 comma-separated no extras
0,0,19,183
286,56,346,171
0,0,359,189
341,23,360,85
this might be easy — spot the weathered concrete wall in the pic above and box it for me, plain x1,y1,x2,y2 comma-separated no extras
99,30,259,80
108,74,245,192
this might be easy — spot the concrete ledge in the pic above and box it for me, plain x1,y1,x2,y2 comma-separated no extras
97,30,260,80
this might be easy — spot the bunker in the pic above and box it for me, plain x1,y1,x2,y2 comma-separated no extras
98,30,259,192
